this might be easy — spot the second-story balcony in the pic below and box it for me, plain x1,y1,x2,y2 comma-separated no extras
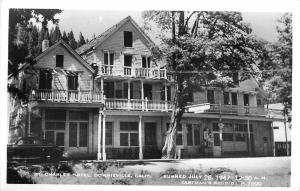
99,64,167,80
104,98,173,111
30,89,103,103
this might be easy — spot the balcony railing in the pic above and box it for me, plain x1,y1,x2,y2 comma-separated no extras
100,64,167,79
186,103,283,118
104,98,172,111
30,89,103,103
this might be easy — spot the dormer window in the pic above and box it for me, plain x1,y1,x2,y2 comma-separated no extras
124,31,133,47
56,55,64,67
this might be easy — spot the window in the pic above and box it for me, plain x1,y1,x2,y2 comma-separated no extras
186,91,194,103
144,84,152,100
120,122,138,146
232,72,239,85
213,123,219,131
69,111,89,121
160,86,171,101
187,124,193,146
223,92,230,105
214,134,220,146
235,133,246,142
69,122,88,147
244,94,249,106
106,122,113,145
124,55,132,66
123,82,133,99
39,70,52,90
124,31,133,47
144,123,156,145
104,52,114,65
257,99,262,105
56,55,64,67
222,133,234,141
104,82,115,98
142,56,151,68
68,74,78,91
231,92,237,105
124,55,132,75
176,124,183,146
186,124,201,146
45,110,66,146
207,90,215,104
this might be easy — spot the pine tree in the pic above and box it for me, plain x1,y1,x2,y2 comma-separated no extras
77,32,86,47
62,30,68,44
51,25,62,44
67,30,77,49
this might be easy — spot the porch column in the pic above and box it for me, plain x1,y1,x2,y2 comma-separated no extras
27,106,31,136
42,109,46,139
102,113,107,160
164,84,168,111
97,110,102,160
139,115,143,160
247,118,252,156
100,78,104,96
127,80,131,110
141,80,144,110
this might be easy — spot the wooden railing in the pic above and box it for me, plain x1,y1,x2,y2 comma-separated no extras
100,64,167,79
104,98,172,111
186,103,283,118
30,89,103,103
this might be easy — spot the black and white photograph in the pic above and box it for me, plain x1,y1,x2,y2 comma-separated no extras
1,0,299,190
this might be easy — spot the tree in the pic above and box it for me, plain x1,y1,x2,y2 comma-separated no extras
50,25,62,44
9,9,62,71
8,9,62,143
77,32,86,47
143,11,265,158
261,13,292,109
62,30,69,44
67,30,77,49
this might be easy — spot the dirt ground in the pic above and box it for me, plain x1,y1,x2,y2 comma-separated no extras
7,156,290,187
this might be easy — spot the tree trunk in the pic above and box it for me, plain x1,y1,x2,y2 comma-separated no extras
162,74,186,159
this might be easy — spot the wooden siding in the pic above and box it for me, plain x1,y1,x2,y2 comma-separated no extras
94,21,152,69
35,44,93,91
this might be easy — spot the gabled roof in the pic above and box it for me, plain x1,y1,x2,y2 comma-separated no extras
34,40,94,73
76,16,155,55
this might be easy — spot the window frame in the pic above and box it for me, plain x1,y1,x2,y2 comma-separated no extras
56,55,64,67
124,31,133,47
119,122,139,147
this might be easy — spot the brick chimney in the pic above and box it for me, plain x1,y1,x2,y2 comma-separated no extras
42,39,49,52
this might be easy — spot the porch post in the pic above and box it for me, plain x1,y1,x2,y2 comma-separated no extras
141,80,144,110
127,80,131,110
42,109,46,139
101,78,104,96
102,113,107,160
247,118,252,156
139,115,143,160
164,84,168,111
27,106,31,136
97,110,102,160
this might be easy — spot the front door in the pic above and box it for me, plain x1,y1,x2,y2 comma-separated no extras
69,122,88,152
144,122,157,146
213,133,221,157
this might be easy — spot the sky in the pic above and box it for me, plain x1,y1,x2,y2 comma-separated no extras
53,10,286,43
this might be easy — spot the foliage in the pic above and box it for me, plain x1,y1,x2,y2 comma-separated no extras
143,11,266,158
261,13,292,108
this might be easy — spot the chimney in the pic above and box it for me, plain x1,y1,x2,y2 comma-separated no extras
42,39,49,52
